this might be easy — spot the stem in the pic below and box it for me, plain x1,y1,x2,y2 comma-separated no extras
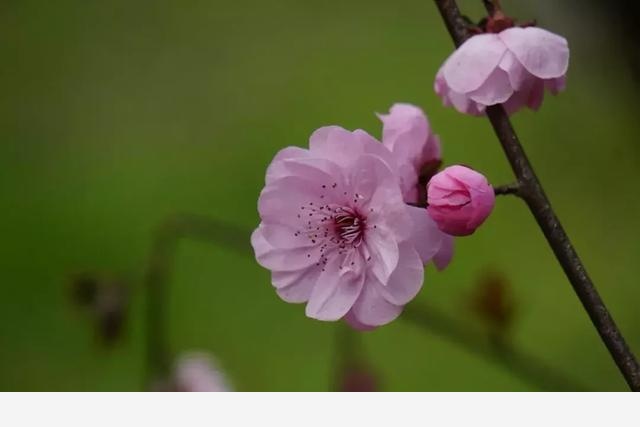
494,182,521,196
144,214,250,389
432,0,640,390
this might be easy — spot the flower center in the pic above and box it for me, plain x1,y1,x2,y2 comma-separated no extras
334,207,366,247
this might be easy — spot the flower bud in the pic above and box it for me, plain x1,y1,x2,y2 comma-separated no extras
427,165,495,236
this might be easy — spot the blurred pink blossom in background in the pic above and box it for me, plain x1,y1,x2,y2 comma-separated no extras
434,27,569,115
173,352,231,392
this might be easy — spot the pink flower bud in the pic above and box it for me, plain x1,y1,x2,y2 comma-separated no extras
427,165,495,236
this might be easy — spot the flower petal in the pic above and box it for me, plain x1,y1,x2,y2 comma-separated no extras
305,255,365,321
376,241,424,306
468,67,514,105
251,226,320,272
349,277,403,327
344,310,377,331
443,33,507,93
266,146,311,183
433,234,454,270
406,205,446,263
273,268,320,303
364,227,400,286
498,50,530,90
500,27,569,79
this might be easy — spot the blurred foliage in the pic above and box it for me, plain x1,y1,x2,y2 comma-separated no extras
0,0,639,390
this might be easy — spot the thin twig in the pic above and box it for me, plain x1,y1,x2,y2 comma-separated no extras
493,182,521,196
432,0,640,390
144,214,250,389
402,304,589,391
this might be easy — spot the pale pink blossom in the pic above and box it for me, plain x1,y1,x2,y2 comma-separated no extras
251,126,450,329
377,103,454,270
434,27,569,115
173,352,231,392
427,165,495,236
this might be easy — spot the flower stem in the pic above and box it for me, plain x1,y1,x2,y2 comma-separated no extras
144,214,250,390
494,182,521,196
432,0,640,390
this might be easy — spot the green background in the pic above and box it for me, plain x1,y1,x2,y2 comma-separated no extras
1,0,639,391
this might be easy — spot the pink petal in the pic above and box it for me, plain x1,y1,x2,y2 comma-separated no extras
354,154,412,241
258,175,333,226
305,255,365,321
499,27,569,79
545,75,566,95
364,227,400,286
260,223,315,249
443,33,507,93
526,78,545,110
273,268,319,303
377,103,431,153
433,234,454,270
406,205,445,263
434,69,486,116
498,51,531,90
309,126,393,170
344,310,377,331
251,226,320,272
349,277,403,327
468,67,514,105
266,146,310,183
376,241,424,306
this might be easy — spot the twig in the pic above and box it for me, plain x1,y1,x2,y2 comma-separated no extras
494,182,521,196
432,0,640,390
402,304,589,391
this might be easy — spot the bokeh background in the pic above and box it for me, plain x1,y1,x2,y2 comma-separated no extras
1,0,639,391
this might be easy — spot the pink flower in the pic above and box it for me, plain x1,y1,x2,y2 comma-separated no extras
427,165,495,236
173,352,231,392
434,27,569,115
377,103,454,270
251,126,450,329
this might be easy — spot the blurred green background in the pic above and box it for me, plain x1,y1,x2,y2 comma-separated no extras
1,0,639,391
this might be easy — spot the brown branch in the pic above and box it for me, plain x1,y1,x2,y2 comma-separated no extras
432,0,640,390
494,182,521,196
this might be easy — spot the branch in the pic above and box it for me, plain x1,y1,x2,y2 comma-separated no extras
432,0,640,390
144,214,250,389
402,304,589,391
494,182,521,196
142,214,585,391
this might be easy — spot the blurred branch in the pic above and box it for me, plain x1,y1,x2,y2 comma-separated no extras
402,303,588,391
142,215,586,390
432,0,640,390
333,325,377,391
144,214,250,389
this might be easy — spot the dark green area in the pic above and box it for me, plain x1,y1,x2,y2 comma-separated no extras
1,0,639,390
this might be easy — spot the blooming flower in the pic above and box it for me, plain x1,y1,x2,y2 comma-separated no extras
173,352,231,392
377,103,454,270
434,27,569,115
427,165,495,236
252,125,449,329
